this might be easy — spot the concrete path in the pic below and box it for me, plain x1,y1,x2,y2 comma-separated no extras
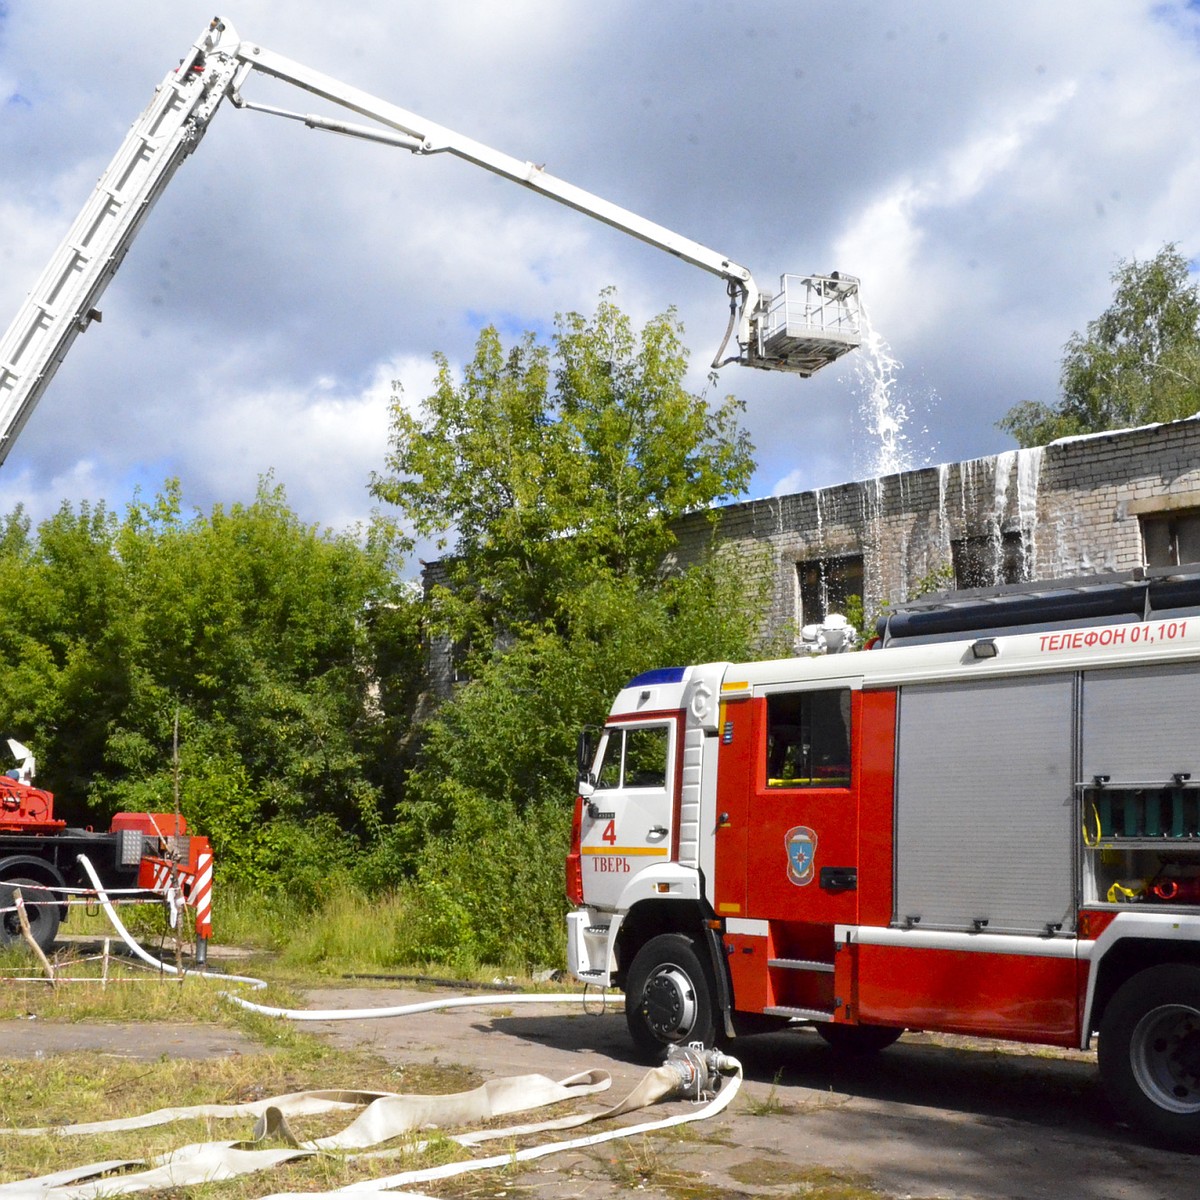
3,980,1194,1198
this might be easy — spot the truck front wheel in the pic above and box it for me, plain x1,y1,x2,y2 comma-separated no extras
0,878,60,953
625,933,718,1062
1098,963,1200,1147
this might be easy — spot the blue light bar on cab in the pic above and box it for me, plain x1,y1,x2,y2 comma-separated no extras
625,666,687,688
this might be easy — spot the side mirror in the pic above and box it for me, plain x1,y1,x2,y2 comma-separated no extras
576,727,596,787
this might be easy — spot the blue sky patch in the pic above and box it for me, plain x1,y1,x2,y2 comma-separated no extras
1152,2,1200,37
463,308,551,342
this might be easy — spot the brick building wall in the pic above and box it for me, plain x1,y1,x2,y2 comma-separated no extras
668,416,1200,649
423,416,1200,683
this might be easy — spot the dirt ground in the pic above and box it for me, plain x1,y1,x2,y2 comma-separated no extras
1,976,1195,1200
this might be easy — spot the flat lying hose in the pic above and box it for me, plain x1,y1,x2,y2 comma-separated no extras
0,1053,741,1200
77,853,617,1019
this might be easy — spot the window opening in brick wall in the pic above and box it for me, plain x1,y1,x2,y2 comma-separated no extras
798,555,863,625
951,532,1024,589
1141,509,1200,568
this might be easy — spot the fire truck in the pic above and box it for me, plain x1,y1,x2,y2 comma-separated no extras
566,569,1200,1147
0,742,213,958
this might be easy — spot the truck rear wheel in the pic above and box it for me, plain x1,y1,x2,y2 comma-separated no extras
1098,963,1200,1147
625,933,718,1062
0,878,60,953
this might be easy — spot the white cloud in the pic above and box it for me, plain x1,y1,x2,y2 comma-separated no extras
1,457,111,525
833,82,1077,339
173,356,436,533
3,0,1200,539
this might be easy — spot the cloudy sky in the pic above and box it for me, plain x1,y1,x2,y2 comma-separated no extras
2,1,1199,557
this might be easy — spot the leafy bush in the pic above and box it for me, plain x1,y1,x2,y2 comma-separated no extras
0,479,418,887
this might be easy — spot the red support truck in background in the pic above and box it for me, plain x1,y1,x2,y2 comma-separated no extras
0,750,213,959
566,569,1200,1148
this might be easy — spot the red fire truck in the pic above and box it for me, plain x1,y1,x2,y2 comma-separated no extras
0,743,213,958
566,569,1200,1147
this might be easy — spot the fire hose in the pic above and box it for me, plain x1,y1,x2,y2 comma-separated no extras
1,856,745,1200
0,1047,740,1199
76,854,609,1016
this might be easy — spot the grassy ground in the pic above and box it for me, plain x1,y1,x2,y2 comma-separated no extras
0,895,579,1200
0,1017,482,1198
0,934,934,1200
0,940,539,1200
49,885,417,972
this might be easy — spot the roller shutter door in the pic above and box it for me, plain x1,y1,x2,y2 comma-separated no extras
1081,662,1200,785
895,674,1075,934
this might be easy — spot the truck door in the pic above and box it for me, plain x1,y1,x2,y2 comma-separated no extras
744,684,861,926
580,715,680,910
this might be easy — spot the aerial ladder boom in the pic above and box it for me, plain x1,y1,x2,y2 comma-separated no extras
0,23,247,467
0,17,862,468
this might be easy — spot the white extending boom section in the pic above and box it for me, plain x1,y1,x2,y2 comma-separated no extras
0,21,245,467
0,17,862,467
224,25,861,377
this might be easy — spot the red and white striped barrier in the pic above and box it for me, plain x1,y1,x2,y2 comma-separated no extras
192,851,213,941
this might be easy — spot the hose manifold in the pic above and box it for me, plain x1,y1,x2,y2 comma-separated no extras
663,1042,740,1099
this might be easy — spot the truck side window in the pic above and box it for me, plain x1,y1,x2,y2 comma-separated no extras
592,725,669,790
765,689,852,788
624,726,668,788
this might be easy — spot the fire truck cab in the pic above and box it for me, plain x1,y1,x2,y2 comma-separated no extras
566,569,1200,1147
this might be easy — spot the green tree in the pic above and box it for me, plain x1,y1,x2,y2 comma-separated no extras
370,290,754,653
369,292,770,965
388,556,774,968
1000,244,1200,446
0,500,130,816
0,479,420,892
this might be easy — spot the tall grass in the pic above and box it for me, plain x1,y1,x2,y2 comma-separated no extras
214,880,564,978
273,888,426,973
24,877,560,983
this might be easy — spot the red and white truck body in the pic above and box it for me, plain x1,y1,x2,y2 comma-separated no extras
566,573,1200,1146
0,776,214,957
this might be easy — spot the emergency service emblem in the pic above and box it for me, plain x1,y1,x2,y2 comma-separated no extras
785,825,817,886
